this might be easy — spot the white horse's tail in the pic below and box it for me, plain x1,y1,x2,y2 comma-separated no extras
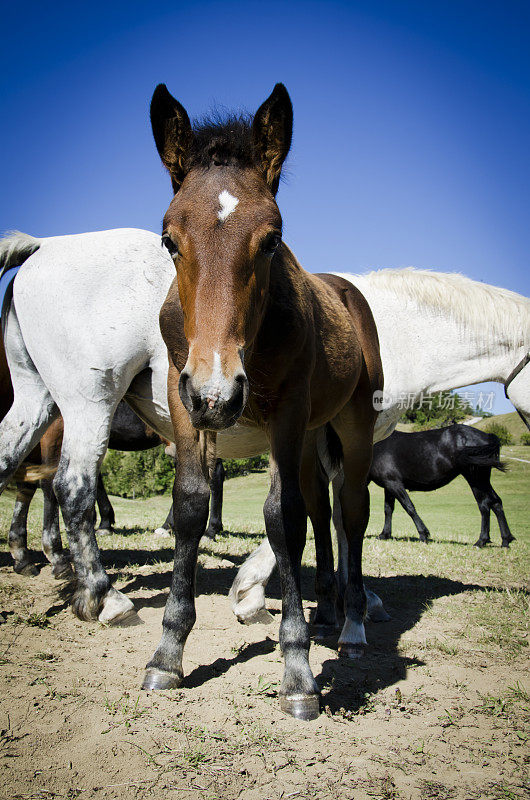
0,232,41,277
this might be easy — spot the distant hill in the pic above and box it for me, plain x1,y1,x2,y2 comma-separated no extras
393,410,528,440
471,411,528,440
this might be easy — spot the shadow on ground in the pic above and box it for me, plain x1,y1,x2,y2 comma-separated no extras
1,532,524,716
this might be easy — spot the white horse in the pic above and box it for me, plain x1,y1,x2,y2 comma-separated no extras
1,229,528,632
229,268,530,623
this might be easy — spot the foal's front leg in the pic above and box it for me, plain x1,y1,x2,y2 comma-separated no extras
264,409,319,720
142,396,212,690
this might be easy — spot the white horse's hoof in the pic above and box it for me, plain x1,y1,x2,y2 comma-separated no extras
98,588,135,625
232,584,268,623
96,528,113,537
154,527,172,538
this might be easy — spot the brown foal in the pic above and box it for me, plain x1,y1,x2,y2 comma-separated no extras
143,83,382,720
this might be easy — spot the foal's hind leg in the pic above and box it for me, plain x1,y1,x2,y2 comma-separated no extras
300,431,336,631
332,475,389,625
53,404,133,623
9,482,38,575
330,402,375,658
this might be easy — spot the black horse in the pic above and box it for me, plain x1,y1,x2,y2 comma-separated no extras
370,424,514,547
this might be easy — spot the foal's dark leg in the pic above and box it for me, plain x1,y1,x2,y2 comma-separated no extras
394,486,430,542
95,473,115,535
264,415,319,720
142,409,212,689
156,458,224,539
378,489,396,540
330,382,385,657
205,459,224,539
300,433,336,631
41,477,73,579
9,482,38,575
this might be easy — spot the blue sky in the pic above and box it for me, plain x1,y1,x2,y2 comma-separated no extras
1,1,528,413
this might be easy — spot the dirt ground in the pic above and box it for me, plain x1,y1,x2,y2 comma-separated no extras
0,527,528,800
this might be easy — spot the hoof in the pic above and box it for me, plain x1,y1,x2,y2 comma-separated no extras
14,561,39,577
474,538,489,548
365,589,390,623
204,524,222,540
141,667,182,691
313,624,337,641
154,527,172,538
239,608,274,625
338,643,366,659
96,528,113,537
366,605,391,623
378,532,391,540
98,588,135,625
502,536,515,548
233,584,268,623
52,561,74,581
419,534,430,543
280,694,320,721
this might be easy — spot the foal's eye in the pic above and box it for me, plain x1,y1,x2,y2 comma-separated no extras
261,233,282,256
162,234,179,257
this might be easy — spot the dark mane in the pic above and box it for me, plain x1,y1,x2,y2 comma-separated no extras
188,112,255,170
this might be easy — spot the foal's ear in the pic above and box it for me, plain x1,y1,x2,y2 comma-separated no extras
251,84,293,195
150,84,193,193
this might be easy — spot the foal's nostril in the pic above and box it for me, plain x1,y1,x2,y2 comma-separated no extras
226,373,249,416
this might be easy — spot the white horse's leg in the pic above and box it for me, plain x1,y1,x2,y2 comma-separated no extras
229,538,276,622
1,310,59,573
506,366,530,425
52,403,134,624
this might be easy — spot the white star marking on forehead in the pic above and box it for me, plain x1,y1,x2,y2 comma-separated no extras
217,190,239,222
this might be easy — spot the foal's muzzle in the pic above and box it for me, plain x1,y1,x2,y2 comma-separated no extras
178,369,249,430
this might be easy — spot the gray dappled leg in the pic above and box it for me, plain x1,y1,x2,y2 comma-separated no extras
53,405,133,624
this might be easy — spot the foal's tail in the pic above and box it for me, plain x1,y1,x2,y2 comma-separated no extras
0,231,41,276
14,463,58,482
457,436,507,472
317,423,344,480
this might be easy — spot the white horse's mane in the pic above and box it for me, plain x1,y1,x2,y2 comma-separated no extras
338,267,530,350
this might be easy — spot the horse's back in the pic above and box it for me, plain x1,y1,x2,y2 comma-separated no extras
13,228,174,366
